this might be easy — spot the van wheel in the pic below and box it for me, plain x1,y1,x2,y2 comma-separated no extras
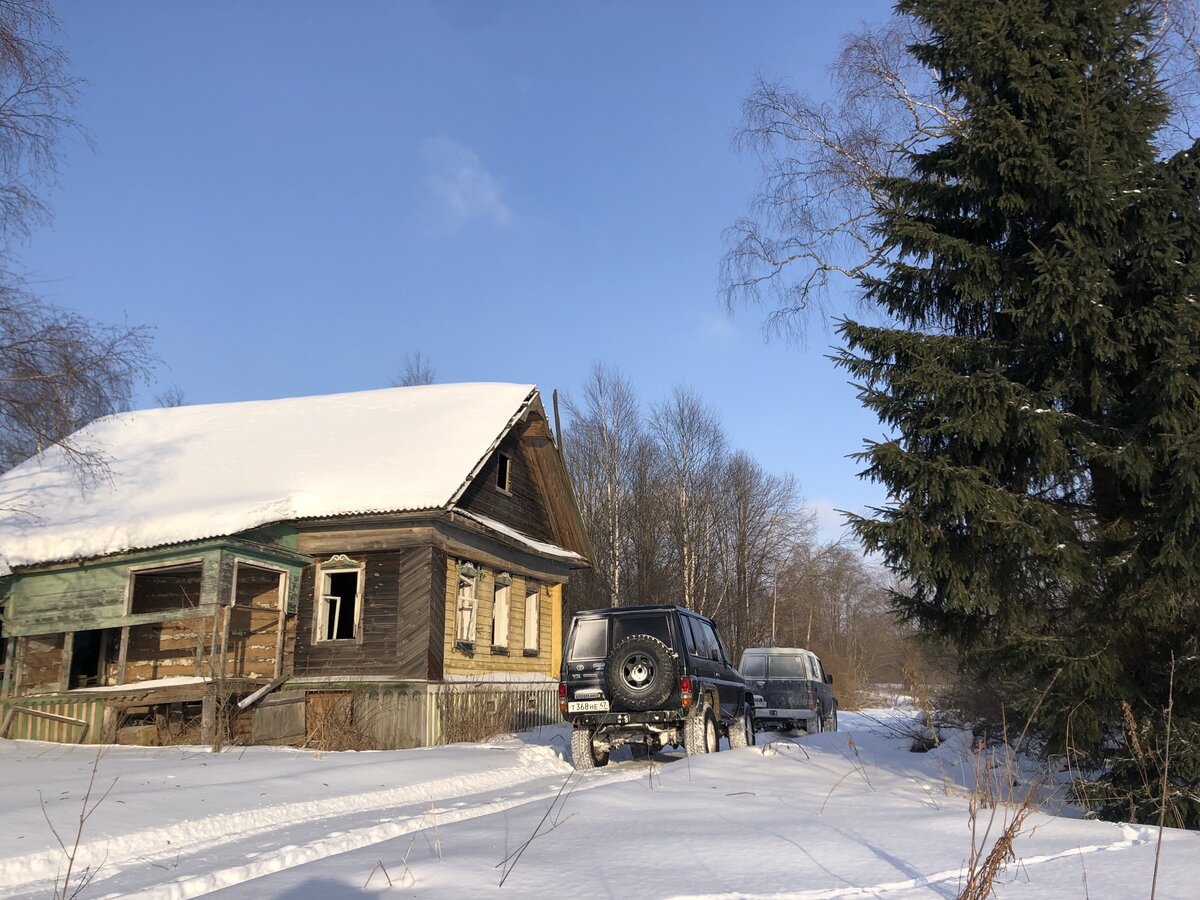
605,635,678,710
684,705,719,756
571,728,609,770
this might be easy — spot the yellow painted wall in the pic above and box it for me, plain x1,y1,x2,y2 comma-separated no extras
441,559,560,679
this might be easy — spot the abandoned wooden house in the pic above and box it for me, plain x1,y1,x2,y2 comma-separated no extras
0,383,591,748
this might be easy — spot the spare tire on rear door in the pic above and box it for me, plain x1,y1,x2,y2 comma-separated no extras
605,634,678,710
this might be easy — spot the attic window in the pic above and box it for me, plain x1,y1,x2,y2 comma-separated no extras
496,453,511,493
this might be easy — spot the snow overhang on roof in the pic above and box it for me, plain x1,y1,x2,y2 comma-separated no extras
0,382,537,574
452,508,584,563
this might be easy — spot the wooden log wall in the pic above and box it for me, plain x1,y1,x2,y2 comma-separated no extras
441,560,559,678
293,547,435,680
456,434,555,544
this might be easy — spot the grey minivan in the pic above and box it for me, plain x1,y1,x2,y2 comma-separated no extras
739,647,837,733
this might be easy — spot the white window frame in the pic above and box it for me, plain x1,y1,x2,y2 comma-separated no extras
492,576,511,651
455,561,479,646
523,582,540,654
315,555,364,643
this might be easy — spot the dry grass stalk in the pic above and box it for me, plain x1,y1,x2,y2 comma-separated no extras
303,691,381,753
40,749,117,900
436,685,521,745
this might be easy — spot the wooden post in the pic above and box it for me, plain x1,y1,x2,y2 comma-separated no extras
273,572,288,679
201,693,216,746
116,626,130,685
12,636,26,697
59,631,75,693
0,636,15,698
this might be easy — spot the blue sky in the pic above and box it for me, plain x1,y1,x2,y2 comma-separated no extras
24,0,893,540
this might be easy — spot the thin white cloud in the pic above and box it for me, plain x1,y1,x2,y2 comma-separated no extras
420,137,512,229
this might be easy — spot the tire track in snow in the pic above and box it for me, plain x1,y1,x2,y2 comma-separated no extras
106,766,646,899
666,826,1157,899
0,746,576,897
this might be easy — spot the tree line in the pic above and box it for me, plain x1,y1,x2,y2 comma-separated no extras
559,362,907,691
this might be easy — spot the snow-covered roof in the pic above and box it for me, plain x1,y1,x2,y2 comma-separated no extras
0,383,537,574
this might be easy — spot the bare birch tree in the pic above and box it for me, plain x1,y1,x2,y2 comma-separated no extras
562,363,641,606
649,386,726,616
391,350,435,387
0,2,153,487
716,451,805,657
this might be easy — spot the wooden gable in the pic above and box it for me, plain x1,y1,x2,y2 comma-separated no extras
453,401,591,564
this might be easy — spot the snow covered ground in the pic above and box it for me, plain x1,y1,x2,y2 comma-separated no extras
2,708,1198,898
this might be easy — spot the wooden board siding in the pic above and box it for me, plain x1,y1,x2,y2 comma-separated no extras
441,559,559,678
294,548,434,680
457,434,555,544
20,634,65,694
428,547,447,680
123,616,214,683
229,567,285,679
395,546,434,681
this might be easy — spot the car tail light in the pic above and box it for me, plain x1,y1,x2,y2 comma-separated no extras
680,676,693,709
558,681,568,714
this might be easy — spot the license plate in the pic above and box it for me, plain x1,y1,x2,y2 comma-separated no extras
567,699,610,712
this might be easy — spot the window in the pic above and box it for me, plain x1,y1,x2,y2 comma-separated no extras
523,582,540,654
613,614,672,648
492,575,511,652
567,617,607,660
316,557,362,642
768,655,807,678
128,561,203,615
740,654,766,677
496,453,511,492
455,561,479,647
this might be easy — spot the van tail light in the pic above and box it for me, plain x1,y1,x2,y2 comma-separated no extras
680,676,694,709
559,681,568,714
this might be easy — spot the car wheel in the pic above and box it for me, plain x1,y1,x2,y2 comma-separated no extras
604,635,678,710
809,713,823,734
571,727,609,770
727,704,755,749
823,707,838,733
684,704,720,757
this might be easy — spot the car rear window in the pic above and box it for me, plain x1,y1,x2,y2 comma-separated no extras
612,614,671,647
767,655,809,678
567,618,608,660
740,655,767,677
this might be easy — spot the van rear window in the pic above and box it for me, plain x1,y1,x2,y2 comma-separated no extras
568,618,608,660
768,655,808,678
740,655,766,677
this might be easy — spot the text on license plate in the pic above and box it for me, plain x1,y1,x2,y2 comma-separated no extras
568,699,610,712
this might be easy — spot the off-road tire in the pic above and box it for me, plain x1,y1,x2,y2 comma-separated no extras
571,727,609,770
605,635,678,711
727,704,755,749
684,705,719,757
808,713,823,734
823,707,838,733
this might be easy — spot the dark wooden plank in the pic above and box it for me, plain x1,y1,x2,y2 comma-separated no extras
428,548,446,680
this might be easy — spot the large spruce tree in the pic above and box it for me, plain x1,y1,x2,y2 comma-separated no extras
835,0,1200,822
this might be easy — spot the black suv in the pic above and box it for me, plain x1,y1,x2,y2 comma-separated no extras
739,647,838,734
560,605,755,769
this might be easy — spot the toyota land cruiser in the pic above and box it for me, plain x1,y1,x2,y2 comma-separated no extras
560,605,756,769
